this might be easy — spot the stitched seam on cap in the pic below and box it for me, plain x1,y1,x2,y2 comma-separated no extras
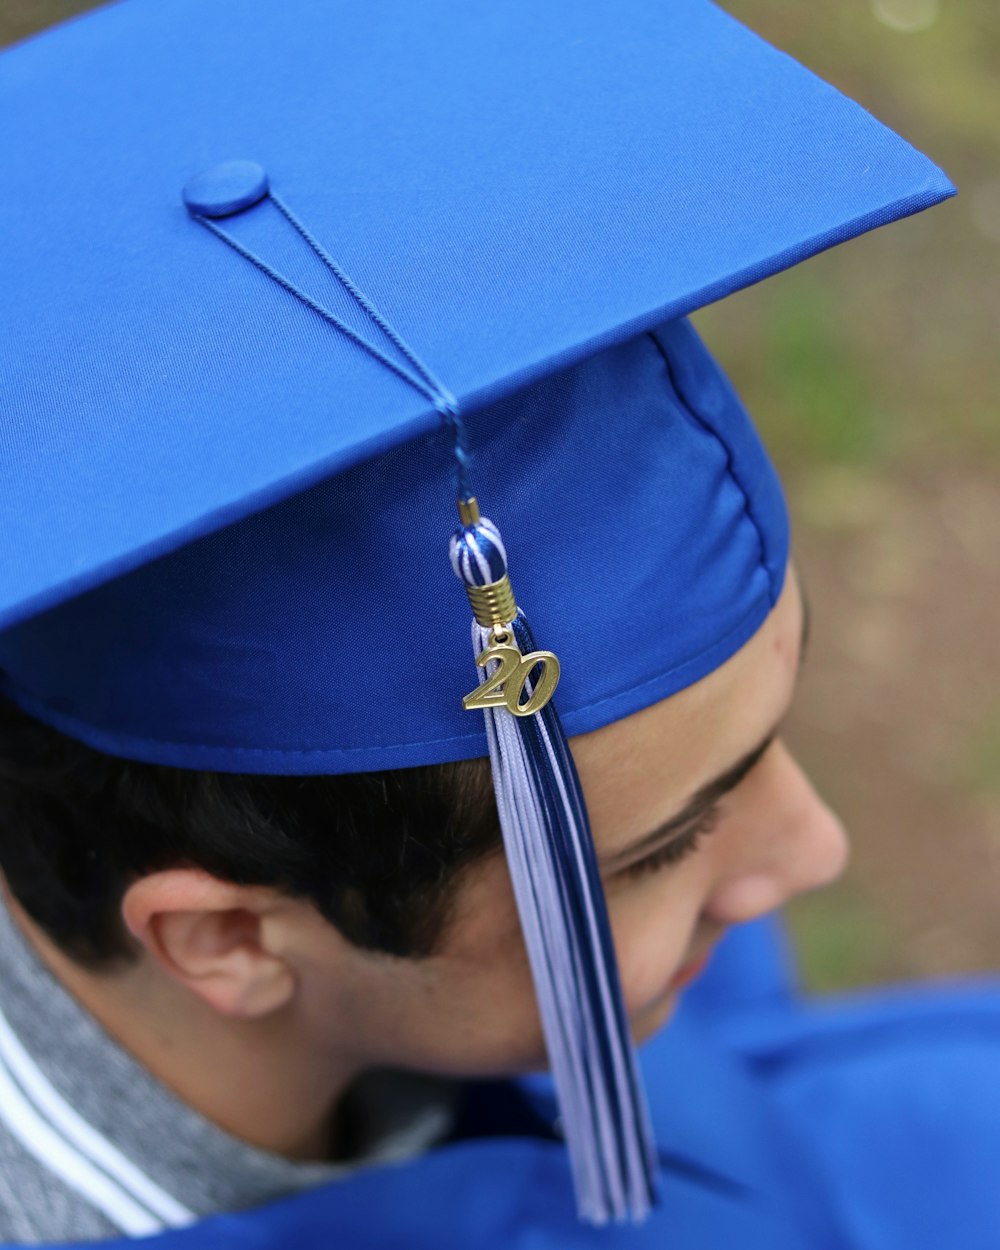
646,329,776,603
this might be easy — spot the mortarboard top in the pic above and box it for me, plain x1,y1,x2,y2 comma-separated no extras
0,0,952,641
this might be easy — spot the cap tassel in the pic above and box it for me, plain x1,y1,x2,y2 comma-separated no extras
184,188,656,1219
450,499,657,1224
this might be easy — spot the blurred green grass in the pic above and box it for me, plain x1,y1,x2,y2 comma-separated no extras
756,275,887,466
700,0,1000,474
785,884,900,992
957,704,1000,797
701,1,1000,990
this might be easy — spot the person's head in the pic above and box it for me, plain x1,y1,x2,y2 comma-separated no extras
0,557,846,1079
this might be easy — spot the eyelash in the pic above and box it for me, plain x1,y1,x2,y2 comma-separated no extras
619,806,721,880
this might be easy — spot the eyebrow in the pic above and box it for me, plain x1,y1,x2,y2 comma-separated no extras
603,578,811,869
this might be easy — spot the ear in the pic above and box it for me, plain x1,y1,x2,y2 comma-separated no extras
121,869,297,1018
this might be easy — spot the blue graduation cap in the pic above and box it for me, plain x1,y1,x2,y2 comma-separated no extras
0,0,952,1226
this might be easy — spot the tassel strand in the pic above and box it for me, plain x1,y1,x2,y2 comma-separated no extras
454,509,657,1224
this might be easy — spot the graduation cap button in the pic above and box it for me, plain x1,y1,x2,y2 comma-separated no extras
181,159,269,217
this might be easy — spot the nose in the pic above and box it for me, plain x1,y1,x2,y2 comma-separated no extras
703,742,849,927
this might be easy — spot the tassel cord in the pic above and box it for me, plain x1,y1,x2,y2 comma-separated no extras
512,616,655,1202
520,698,646,1212
481,674,608,1212
474,615,656,1221
192,191,472,501
529,697,655,1206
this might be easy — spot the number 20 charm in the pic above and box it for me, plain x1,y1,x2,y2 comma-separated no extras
463,643,561,718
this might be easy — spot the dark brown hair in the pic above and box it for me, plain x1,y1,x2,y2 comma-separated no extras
0,697,501,968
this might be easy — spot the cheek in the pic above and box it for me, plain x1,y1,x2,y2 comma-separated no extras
336,850,729,1078
356,862,553,1077
411,857,715,1073
607,864,713,1022
290,862,552,1079
441,865,714,1067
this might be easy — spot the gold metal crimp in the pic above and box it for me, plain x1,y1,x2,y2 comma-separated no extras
457,496,482,526
465,575,518,628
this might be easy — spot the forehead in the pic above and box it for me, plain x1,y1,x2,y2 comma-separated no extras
571,566,804,853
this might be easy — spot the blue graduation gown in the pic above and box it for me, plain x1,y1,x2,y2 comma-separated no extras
29,921,1000,1249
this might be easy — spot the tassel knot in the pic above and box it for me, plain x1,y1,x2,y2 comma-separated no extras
448,498,508,589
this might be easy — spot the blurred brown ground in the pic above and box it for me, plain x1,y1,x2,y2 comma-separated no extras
705,0,1000,987
5,0,999,989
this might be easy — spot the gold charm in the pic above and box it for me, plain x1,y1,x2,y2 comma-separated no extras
463,630,560,718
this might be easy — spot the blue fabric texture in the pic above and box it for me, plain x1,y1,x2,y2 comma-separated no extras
24,921,1000,1250
0,320,788,770
0,0,953,771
